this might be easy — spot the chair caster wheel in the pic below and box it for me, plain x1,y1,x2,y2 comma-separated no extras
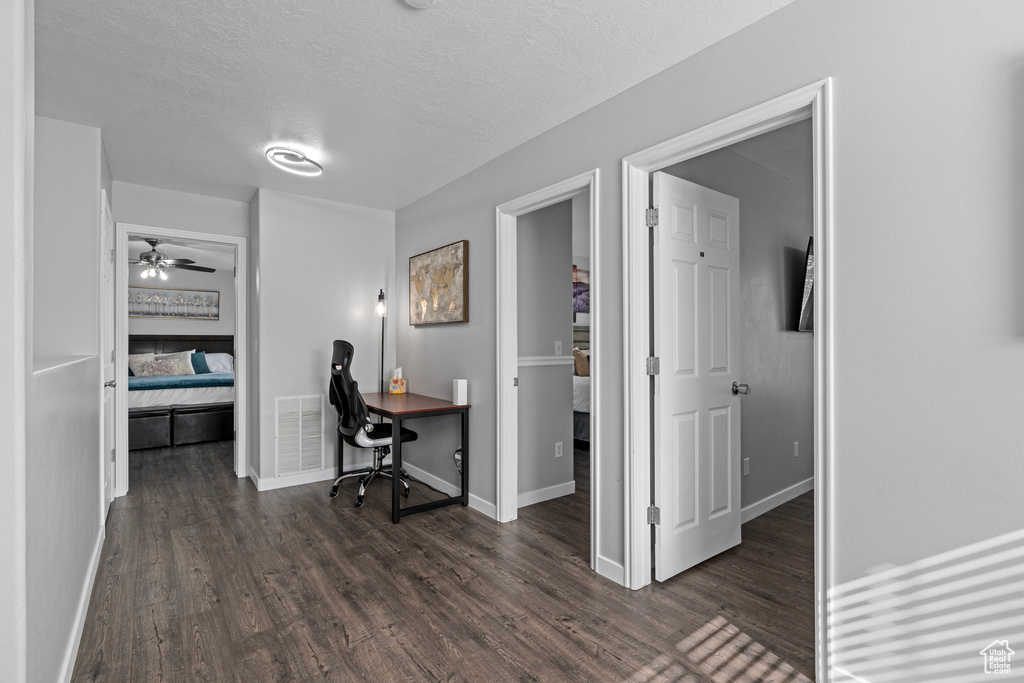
403,487,410,498
354,497,364,508
329,486,339,498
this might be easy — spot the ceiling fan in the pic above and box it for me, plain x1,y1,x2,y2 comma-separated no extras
130,238,216,280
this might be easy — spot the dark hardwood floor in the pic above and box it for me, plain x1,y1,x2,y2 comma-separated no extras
73,442,814,682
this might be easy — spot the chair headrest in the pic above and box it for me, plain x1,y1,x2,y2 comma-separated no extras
329,340,370,439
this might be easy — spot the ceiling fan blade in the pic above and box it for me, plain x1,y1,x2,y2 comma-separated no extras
128,259,143,264
161,258,195,265
168,264,216,273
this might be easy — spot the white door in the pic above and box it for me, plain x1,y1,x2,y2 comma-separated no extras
100,190,116,516
652,172,742,582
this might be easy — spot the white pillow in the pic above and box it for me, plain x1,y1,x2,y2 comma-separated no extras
127,353,156,376
155,350,195,375
136,358,179,377
206,353,234,374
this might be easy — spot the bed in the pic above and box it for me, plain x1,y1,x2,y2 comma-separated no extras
128,372,235,409
573,375,591,442
128,335,235,449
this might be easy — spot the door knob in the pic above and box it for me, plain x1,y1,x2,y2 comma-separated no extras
732,382,750,396
104,380,116,388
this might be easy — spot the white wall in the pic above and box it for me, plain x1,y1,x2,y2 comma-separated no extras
571,192,590,270
0,0,32,678
252,189,395,482
248,191,261,477
27,356,100,683
100,142,111,207
112,181,250,238
662,134,813,509
127,256,236,336
27,116,105,682
33,117,102,360
516,200,574,500
396,1,1024,675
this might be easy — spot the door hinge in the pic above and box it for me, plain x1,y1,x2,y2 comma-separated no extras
110,350,115,363
646,207,659,228
234,430,237,440
513,377,519,387
647,505,661,525
109,248,115,264
646,357,660,376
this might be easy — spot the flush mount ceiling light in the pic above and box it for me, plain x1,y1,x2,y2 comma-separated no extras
403,0,437,8
265,147,324,177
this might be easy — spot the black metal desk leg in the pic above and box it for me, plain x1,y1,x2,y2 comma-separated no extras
461,410,469,506
392,415,402,524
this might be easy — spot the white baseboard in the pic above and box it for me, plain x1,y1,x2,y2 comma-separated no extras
741,476,814,524
59,525,105,683
402,463,498,520
517,481,575,508
596,554,625,586
252,467,339,492
403,462,459,497
469,494,496,520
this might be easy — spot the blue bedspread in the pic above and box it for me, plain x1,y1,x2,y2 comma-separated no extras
128,372,234,391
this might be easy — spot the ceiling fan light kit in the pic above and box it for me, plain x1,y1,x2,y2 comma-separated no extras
130,238,217,279
265,146,324,176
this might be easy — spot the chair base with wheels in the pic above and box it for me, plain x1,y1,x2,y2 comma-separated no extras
329,444,412,507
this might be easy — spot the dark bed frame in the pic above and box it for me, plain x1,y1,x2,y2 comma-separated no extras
128,334,235,450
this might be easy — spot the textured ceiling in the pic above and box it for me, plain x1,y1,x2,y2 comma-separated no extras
36,0,794,210
128,237,235,271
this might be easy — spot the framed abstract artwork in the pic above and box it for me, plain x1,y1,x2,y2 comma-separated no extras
573,265,590,324
797,236,814,332
409,240,469,325
129,286,220,320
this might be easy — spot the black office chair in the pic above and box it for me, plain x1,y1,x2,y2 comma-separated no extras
328,340,417,507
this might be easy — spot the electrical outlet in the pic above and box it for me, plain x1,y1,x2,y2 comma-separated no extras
555,340,563,356
743,458,750,476
555,441,563,458
794,441,799,458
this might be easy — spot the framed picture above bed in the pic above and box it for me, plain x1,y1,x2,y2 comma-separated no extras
129,286,220,320
573,265,590,325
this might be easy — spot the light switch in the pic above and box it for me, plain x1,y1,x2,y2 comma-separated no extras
555,340,562,356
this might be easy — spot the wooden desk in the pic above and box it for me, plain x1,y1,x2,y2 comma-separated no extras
361,392,470,523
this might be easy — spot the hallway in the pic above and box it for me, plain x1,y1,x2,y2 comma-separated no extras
73,442,813,681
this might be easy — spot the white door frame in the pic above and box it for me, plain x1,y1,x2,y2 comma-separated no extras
495,169,601,571
114,223,249,496
622,79,833,679
99,189,115,519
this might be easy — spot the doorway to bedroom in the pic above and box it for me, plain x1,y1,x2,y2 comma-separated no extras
496,169,608,580
514,196,590,558
114,223,248,498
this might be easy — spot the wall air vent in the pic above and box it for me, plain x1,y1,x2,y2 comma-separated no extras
275,394,325,476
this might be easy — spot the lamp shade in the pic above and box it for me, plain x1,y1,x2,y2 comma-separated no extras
375,289,387,317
